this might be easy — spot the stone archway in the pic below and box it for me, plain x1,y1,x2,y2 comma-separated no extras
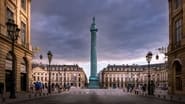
172,59,183,93
173,60,182,91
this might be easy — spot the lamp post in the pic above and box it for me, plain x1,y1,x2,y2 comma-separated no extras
47,51,53,94
73,74,77,87
64,68,66,90
6,19,20,98
146,51,153,95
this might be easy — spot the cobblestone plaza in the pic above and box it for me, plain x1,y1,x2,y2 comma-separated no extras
5,89,184,104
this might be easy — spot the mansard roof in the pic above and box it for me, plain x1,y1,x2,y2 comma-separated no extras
32,63,84,72
103,63,166,72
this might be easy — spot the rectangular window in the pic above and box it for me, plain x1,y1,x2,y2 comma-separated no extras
21,0,26,10
6,8,14,21
175,18,182,48
175,0,182,9
6,8,14,36
21,22,26,46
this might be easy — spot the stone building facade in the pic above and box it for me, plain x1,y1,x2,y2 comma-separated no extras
99,63,168,90
168,0,185,95
32,64,88,89
0,0,32,93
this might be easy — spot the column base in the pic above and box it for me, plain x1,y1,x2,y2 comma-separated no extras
88,76,99,89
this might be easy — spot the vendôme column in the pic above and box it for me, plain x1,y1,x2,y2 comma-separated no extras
89,17,99,88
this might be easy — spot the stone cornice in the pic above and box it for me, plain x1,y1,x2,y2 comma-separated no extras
168,46,185,56
0,34,32,55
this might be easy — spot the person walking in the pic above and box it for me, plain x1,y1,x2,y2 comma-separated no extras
142,84,146,96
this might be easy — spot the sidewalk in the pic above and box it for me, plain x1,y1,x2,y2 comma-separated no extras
0,90,65,104
130,90,185,103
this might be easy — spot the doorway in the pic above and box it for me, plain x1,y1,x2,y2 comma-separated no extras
21,73,27,91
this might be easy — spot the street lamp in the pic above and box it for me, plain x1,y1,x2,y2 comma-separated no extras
64,68,66,90
47,51,53,94
39,54,43,65
73,74,77,87
146,51,153,95
6,19,20,98
156,46,168,60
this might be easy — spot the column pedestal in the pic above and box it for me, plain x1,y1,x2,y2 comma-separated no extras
89,76,99,89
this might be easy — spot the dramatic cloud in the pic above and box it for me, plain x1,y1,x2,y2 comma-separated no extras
31,0,168,66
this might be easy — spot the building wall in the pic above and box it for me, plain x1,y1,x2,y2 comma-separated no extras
99,63,168,90
32,64,87,88
168,0,185,95
0,0,32,93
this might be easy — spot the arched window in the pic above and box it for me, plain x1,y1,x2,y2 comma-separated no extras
174,61,182,91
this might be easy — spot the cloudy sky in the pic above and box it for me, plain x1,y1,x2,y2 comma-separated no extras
31,0,168,77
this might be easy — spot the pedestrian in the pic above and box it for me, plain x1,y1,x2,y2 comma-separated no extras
142,84,146,96
135,87,139,95
34,82,39,96
127,86,129,92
